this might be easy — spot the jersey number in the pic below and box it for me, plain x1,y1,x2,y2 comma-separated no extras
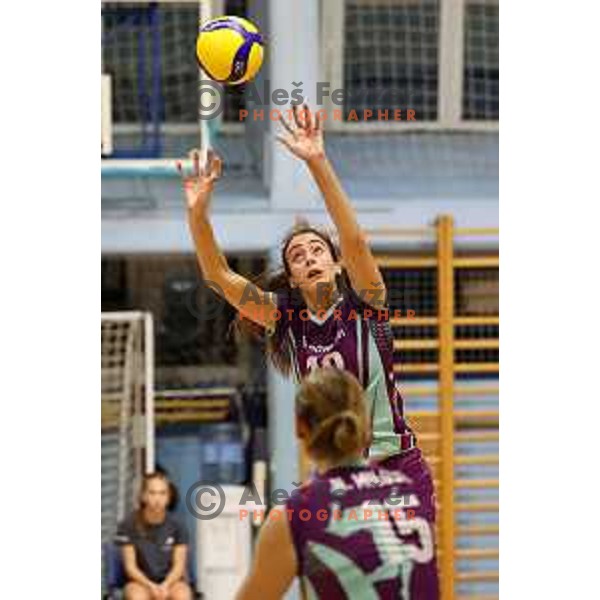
305,501,434,600
306,352,345,372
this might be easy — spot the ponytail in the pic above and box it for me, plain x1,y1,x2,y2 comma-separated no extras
233,268,296,376
296,369,368,462
308,410,362,458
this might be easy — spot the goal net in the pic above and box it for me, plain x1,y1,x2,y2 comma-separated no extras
101,312,154,585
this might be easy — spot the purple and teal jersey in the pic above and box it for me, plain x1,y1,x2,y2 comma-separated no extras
272,290,414,458
287,459,438,599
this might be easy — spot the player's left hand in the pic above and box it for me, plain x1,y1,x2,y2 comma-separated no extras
277,103,325,163
177,148,222,218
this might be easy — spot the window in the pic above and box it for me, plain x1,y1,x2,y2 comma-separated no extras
463,1,499,120
322,0,499,129
343,0,440,120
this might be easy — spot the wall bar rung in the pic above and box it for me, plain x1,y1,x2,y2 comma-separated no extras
456,571,499,583
454,386,499,396
455,502,499,512
455,363,499,374
456,549,499,560
455,455,498,465
455,479,499,489
394,339,440,350
455,339,499,350
453,257,499,268
394,363,439,373
454,316,499,326
455,432,499,442
458,524,499,535
377,256,438,267
391,317,439,327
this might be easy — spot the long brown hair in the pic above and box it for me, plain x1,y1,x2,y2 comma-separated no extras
236,220,352,375
295,368,368,462
134,472,173,536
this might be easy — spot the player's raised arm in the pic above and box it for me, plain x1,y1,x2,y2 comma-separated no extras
179,149,277,327
277,104,386,308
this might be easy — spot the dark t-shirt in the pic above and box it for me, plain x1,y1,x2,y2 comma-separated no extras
115,512,189,583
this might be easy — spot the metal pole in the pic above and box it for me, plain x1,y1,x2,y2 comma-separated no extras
268,0,321,210
438,0,465,128
265,2,320,596
144,312,155,473
199,0,212,154
266,253,300,600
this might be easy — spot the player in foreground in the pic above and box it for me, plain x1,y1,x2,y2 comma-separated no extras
115,472,192,600
178,103,438,592
235,368,438,599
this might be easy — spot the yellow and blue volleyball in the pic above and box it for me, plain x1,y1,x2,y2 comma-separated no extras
196,16,264,85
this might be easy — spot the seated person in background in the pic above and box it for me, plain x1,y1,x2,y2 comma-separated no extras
115,472,192,600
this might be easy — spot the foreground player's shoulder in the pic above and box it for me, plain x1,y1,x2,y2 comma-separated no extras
235,510,297,600
287,477,333,518
289,479,314,505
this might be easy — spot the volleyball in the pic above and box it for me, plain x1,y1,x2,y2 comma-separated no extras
196,16,264,85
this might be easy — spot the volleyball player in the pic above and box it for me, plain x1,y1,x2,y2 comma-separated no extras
235,368,438,599
178,103,439,596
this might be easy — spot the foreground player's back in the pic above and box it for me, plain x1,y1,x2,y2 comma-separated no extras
235,369,438,600
287,462,438,600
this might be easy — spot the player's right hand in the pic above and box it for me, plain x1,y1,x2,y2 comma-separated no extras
177,148,223,217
